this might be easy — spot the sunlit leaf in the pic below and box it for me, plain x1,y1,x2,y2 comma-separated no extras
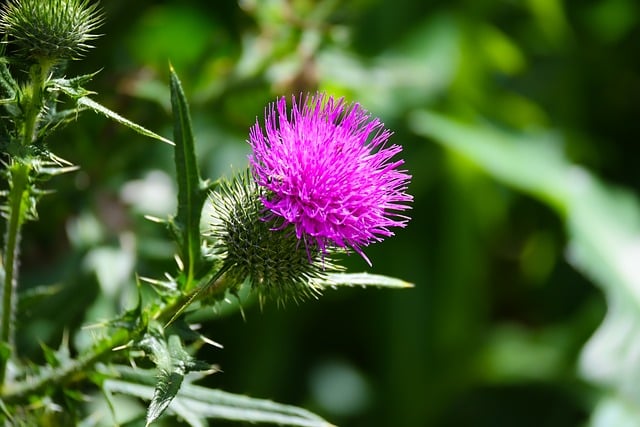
77,97,174,146
138,331,212,426
103,365,334,427
169,66,208,287
323,272,413,289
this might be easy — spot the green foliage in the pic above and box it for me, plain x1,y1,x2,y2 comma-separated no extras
168,66,208,287
411,109,640,423
0,1,414,426
102,365,333,427
139,331,211,425
2,0,639,426
321,272,413,290
77,97,173,146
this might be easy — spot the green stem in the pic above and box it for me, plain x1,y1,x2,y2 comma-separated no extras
0,60,51,388
0,162,31,386
0,270,232,401
22,61,51,146
160,266,230,327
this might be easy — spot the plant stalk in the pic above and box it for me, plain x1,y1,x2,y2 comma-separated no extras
0,162,31,386
0,60,50,387
22,61,51,146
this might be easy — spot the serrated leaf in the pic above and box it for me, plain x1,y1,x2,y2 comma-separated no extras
103,365,334,427
147,369,184,426
0,57,17,99
140,331,213,426
39,106,90,137
140,332,183,426
49,72,99,98
77,97,174,146
169,65,207,286
323,272,414,289
171,383,334,427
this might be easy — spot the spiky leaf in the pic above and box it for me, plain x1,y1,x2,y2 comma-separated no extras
77,97,174,146
169,65,207,286
103,365,334,427
322,272,414,289
140,331,212,426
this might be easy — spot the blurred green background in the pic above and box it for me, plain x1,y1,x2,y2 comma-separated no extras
16,0,640,425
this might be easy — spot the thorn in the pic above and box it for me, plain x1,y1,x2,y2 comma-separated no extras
174,254,184,271
200,335,224,349
112,341,133,352
144,214,166,223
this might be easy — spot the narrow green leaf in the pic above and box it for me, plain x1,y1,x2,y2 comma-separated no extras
104,365,334,427
169,65,207,286
323,272,414,289
77,97,174,146
173,383,334,427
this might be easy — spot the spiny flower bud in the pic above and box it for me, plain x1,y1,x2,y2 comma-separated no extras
207,171,340,305
0,0,103,62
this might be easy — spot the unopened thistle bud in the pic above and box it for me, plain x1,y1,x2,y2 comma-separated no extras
207,171,340,304
0,0,103,63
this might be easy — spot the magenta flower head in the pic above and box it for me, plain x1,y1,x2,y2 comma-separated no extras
248,93,412,265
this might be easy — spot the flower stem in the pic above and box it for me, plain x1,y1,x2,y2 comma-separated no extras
0,60,50,388
22,61,51,146
0,162,31,386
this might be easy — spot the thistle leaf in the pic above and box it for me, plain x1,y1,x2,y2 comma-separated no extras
323,272,414,289
169,65,207,286
49,72,99,99
140,331,213,426
0,57,17,100
146,369,184,427
77,96,174,146
103,365,334,427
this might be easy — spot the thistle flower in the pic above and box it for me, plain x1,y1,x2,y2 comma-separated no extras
249,93,412,265
208,171,340,304
0,0,103,62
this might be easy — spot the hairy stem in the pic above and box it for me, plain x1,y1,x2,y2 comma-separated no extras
22,61,51,146
0,59,53,387
0,60,51,388
0,162,31,386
